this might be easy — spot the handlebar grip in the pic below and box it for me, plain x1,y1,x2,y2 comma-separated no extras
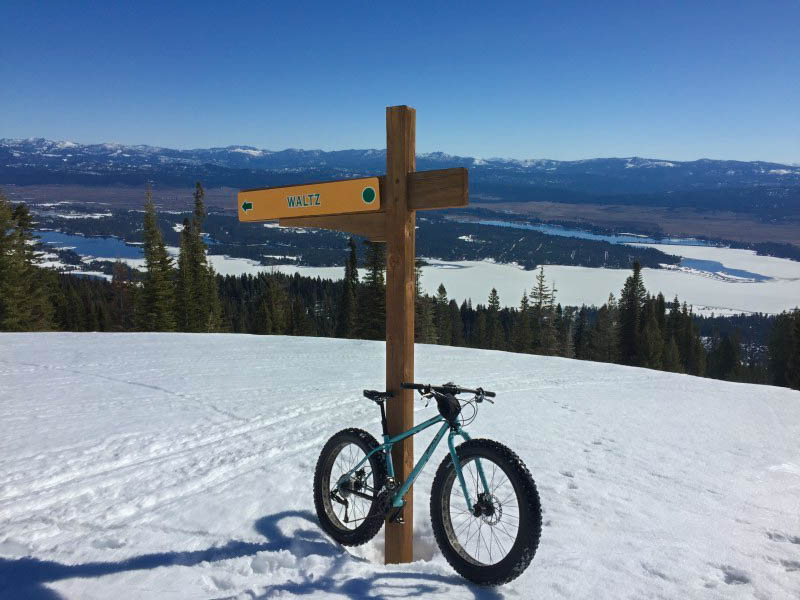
401,382,425,390
484,390,496,398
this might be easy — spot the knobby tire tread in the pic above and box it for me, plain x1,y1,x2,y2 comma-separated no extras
429,438,542,585
313,428,387,546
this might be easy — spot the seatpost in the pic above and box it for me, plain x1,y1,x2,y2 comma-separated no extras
379,400,389,437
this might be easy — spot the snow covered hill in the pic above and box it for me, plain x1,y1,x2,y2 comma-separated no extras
1,333,798,599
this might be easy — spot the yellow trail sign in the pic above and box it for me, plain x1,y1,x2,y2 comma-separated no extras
238,177,380,221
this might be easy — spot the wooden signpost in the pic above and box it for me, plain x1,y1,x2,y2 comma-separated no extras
237,106,468,564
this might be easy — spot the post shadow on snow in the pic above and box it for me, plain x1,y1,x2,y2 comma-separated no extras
0,510,502,600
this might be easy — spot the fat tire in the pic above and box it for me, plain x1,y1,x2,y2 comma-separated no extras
313,428,387,546
430,438,542,585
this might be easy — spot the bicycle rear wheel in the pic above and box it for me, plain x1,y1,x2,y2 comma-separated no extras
430,438,541,585
313,428,387,546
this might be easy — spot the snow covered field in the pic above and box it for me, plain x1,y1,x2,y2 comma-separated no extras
1,334,799,599
214,249,800,315
42,229,800,314
417,257,800,316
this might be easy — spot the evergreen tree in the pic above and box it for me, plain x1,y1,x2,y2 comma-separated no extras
449,299,464,346
768,310,800,388
336,237,358,337
788,312,800,390
655,293,666,333
289,296,313,336
435,283,452,345
574,305,590,359
679,303,706,376
110,260,135,331
140,185,176,331
708,331,742,380
618,261,647,365
513,291,532,353
662,336,683,373
414,258,437,343
557,305,575,358
357,241,385,340
639,299,664,369
473,308,488,348
175,182,221,332
0,193,22,329
588,294,619,363
0,196,54,331
486,288,503,349
531,267,557,354
175,218,193,330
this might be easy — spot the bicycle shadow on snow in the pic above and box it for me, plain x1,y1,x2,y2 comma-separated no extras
0,510,502,600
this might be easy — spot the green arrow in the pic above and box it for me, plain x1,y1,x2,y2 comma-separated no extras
241,200,253,212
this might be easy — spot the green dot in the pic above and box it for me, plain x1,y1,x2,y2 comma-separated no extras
362,186,376,204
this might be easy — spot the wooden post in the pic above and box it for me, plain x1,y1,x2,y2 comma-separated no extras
237,104,469,565
384,105,416,564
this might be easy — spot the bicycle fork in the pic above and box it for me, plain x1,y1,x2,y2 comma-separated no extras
448,428,491,514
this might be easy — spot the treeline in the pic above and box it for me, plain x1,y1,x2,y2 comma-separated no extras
2,190,799,392
0,185,220,333
33,203,679,270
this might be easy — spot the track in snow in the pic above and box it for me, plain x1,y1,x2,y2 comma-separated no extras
1,333,799,599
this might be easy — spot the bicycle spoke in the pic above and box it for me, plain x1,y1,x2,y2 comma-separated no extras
324,442,377,531
446,455,522,567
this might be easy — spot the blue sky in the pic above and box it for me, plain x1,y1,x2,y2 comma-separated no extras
1,1,798,163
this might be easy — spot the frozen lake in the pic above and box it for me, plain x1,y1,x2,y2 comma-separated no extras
37,231,800,315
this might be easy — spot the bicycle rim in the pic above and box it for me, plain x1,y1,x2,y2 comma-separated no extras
322,441,377,531
441,456,521,566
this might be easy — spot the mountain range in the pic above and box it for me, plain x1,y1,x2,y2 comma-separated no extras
2,138,799,217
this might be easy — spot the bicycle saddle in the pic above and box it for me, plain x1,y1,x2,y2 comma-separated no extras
363,389,392,403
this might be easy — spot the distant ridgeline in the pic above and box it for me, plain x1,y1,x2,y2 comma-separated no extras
30,204,679,270
2,138,799,220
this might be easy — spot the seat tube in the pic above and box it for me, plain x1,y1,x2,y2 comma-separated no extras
383,435,395,479
379,402,395,478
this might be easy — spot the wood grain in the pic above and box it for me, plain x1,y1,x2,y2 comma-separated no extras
408,168,468,210
383,105,416,565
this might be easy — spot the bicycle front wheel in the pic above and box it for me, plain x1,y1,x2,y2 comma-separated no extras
430,438,542,585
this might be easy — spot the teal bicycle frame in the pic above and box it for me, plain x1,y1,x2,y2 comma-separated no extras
337,413,491,511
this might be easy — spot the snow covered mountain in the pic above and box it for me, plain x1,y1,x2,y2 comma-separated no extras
2,137,799,194
1,333,798,599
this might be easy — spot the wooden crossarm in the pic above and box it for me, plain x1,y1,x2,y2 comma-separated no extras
407,168,468,210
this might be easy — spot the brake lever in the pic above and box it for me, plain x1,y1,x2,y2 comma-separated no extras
475,387,494,404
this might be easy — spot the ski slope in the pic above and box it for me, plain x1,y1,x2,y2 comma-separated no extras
1,333,798,599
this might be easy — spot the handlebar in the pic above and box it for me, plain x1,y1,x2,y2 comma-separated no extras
402,382,496,398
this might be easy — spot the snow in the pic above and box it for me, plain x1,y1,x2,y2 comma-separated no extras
202,241,800,315
414,258,800,315
47,213,112,220
231,148,265,157
1,333,799,599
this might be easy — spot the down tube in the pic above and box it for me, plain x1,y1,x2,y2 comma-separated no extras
391,422,451,507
